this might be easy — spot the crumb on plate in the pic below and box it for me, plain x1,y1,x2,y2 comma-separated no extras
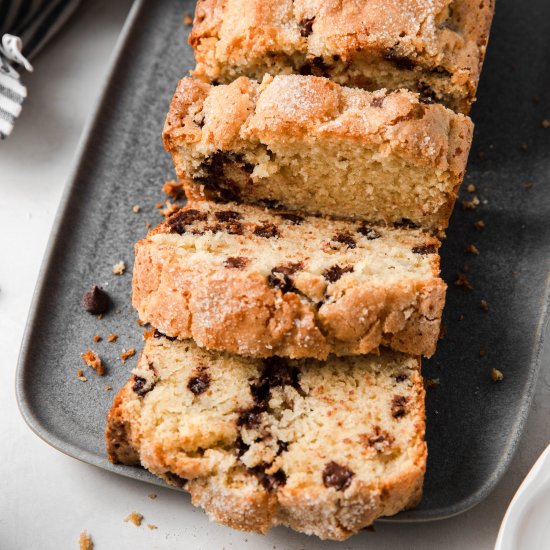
81,349,104,376
79,531,93,550
124,512,144,527
112,261,126,275
120,348,136,363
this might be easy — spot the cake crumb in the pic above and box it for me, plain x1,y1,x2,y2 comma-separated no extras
163,180,185,199
93,334,102,343
491,368,504,382
148,493,157,500
108,333,118,343
461,196,480,210
79,531,93,550
458,314,465,321
112,261,126,275
133,204,141,213
76,369,87,382
145,222,151,228
136,319,145,327
124,512,144,527
161,200,180,218
105,385,113,391
155,202,164,209
480,299,489,312
519,142,528,152
183,13,193,26
479,349,486,358
464,244,480,255
143,327,155,340
147,524,158,530
120,348,136,363
425,378,440,389
97,313,103,320
455,272,473,290
542,119,550,129
466,183,476,193
81,349,104,376
474,220,485,231
524,181,534,190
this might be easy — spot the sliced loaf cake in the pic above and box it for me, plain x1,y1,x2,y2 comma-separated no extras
106,334,426,540
133,199,446,359
189,0,494,113
163,75,473,231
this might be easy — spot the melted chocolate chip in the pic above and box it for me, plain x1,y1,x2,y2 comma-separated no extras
215,210,242,222
153,329,177,341
298,16,315,37
371,96,385,108
187,372,210,395
299,56,330,77
82,285,110,314
224,256,249,269
412,244,437,255
164,472,187,488
394,218,420,229
257,469,287,491
167,209,208,235
418,83,437,104
132,375,154,397
322,461,354,491
258,198,281,210
279,212,304,225
383,50,417,71
323,264,354,283
267,262,303,293
254,222,279,239
357,224,382,240
237,406,265,429
332,232,357,249
391,395,408,418
235,436,250,457
394,373,409,383
262,357,299,388
366,426,395,451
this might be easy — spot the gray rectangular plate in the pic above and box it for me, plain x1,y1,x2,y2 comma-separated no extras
16,0,550,522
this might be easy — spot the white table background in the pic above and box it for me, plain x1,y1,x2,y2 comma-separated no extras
1,2,549,548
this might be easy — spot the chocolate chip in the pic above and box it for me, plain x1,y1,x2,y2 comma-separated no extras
257,469,287,491
357,224,381,240
383,50,417,71
153,329,177,341
394,373,409,383
167,209,208,234
132,375,154,397
332,232,356,248
267,263,303,293
215,210,242,222
237,406,265,429
262,357,299,388
254,222,279,238
298,16,315,37
258,198,281,209
82,285,110,314
394,218,420,229
322,461,354,491
279,212,304,225
418,83,437,104
299,56,330,77
225,256,249,269
412,244,437,255
187,372,210,395
323,265,353,283
164,472,187,488
391,395,408,418
371,96,385,108
366,426,395,452
235,436,250,457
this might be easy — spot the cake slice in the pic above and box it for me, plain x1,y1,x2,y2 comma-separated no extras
189,0,494,113
163,75,473,231
133,199,446,359
106,334,427,540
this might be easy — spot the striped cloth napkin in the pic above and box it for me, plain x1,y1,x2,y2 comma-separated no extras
0,0,81,139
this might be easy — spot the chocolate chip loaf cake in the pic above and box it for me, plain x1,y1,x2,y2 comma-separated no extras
189,0,494,113
106,334,426,540
163,75,473,231
132,199,446,359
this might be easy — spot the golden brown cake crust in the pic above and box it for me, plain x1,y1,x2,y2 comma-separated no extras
189,0,494,112
132,200,446,359
105,335,427,540
163,76,473,231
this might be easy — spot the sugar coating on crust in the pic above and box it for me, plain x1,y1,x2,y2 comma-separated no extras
132,199,446,359
106,335,426,540
163,75,473,230
189,0,494,112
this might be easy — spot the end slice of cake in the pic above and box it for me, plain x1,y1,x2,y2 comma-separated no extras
163,75,473,231
132,199,446,359
106,334,426,540
189,0,494,113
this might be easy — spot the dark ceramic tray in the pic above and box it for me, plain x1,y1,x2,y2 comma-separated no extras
16,0,550,523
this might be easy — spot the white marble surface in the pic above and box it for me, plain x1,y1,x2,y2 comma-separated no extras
1,2,549,548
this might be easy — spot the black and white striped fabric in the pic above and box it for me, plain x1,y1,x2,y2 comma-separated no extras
0,0,81,139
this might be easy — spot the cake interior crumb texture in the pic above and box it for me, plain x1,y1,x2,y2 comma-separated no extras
132,199,446,359
164,75,473,231
190,0,495,113
106,335,426,540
